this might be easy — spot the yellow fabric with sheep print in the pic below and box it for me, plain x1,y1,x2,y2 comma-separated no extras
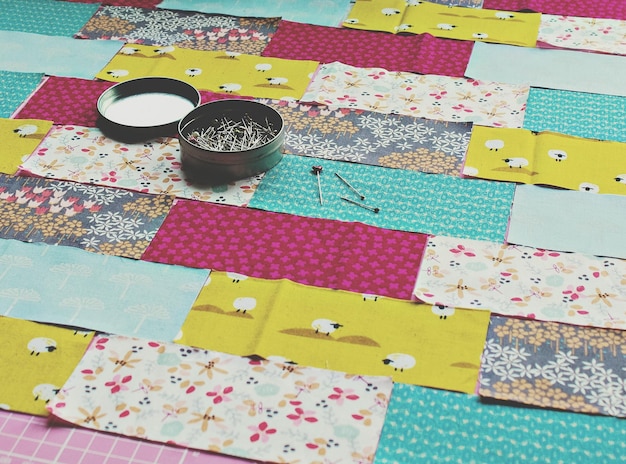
0,119,53,174
463,126,626,195
343,0,541,47
95,44,319,100
178,271,490,394
0,316,94,416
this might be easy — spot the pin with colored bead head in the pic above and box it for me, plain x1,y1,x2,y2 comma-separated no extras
311,165,324,205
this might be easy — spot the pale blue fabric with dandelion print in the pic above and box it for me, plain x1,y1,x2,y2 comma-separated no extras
0,71,43,118
375,383,626,463
0,238,209,342
248,155,514,242
0,0,99,37
523,88,626,143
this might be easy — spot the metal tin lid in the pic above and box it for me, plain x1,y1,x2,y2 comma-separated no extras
97,77,201,143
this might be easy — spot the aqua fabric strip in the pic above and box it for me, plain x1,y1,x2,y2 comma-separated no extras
0,71,42,118
248,155,514,242
0,0,99,37
375,383,626,463
523,88,626,143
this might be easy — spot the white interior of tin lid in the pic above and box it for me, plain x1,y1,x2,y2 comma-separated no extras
102,92,196,127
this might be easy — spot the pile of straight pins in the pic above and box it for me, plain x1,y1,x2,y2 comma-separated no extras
187,115,278,152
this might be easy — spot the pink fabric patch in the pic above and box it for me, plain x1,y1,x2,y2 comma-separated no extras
14,76,249,126
262,20,473,77
482,0,626,20
141,200,427,300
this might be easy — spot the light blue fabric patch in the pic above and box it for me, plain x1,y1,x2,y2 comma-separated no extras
248,154,514,242
0,71,42,118
0,31,123,79
375,383,626,463
466,42,626,97
0,238,209,342
0,0,99,37
523,88,626,143
157,0,352,27
507,185,626,259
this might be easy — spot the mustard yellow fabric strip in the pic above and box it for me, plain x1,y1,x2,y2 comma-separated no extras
0,119,52,174
464,126,626,195
343,0,541,47
179,271,490,394
0,316,94,416
95,44,319,100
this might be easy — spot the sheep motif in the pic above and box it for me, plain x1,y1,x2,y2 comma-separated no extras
547,149,567,162
485,139,504,151
106,69,129,78
344,18,360,25
32,383,59,403
219,83,242,93
502,157,529,168
120,47,140,55
495,12,515,19
437,23,456,31
266,77,288,85
312,318,343,336
185,68,202,77
472,32,489,40
362,293,381,302
13,124,38,137
614,174,626,184
431,303,455,320
27,337,57,355
225,51,241,58
381,8,401,15
255,63,272,72
406,0,422,5
226,272,248,283
233,296,256,314
579,182,600,193
154,45,175,55
394,24,413,32
382,353,416,372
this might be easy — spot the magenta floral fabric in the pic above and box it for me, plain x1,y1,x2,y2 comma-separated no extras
141,199,428,300
262,20,474,77
482,0,626,20
48,334,393,463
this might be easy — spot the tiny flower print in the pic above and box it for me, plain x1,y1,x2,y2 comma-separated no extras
206,385,234,404
328,387,359,405
450,244,476,257
105,374,132,394
286,407,318,425
249,421,277,442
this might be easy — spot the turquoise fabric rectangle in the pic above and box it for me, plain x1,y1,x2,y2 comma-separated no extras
0,238,209,342
375,383,626,463
248,154,514,242
523,88,626,143
0,0,99,37
0,31,123,79
158,0,352,27
0,71,42,118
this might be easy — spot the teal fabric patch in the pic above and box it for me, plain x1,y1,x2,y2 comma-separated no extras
0,0,99,37
248,154,514,242
0,71,42,118
523,87,626,143
375,383,626,463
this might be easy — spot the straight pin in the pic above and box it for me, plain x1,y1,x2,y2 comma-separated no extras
312,165,324,205
340,196,379,213
335,172,365,200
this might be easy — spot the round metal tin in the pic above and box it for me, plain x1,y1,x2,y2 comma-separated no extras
178,99,285,185
97,77,201,143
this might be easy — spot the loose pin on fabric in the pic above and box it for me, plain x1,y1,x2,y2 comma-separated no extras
311,165,324,205
340,196,380,213
335,172,365,200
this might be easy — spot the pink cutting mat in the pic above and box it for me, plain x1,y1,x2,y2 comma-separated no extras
0,410,256,464
141,200,428,300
